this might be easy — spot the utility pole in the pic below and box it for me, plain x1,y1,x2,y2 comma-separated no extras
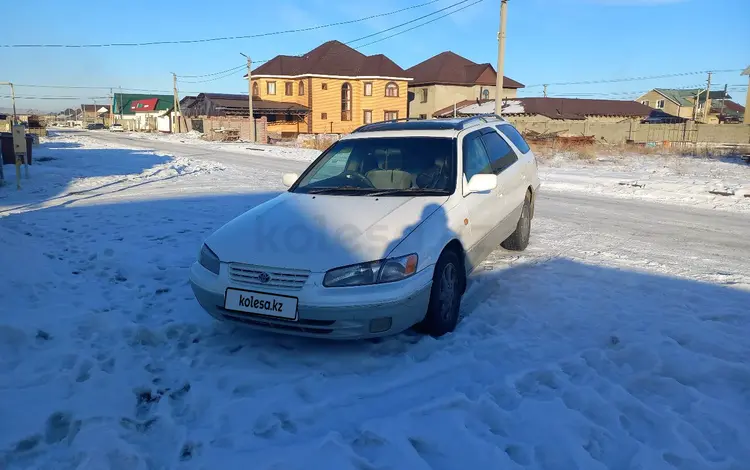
703,71,712,122
241,53,256,142
742,66,750,125
718,84,727,123
1,82,18,124
543,84,548,98
692,89,702,122
494,0,508,116
109,88,114,127
172,73,182,133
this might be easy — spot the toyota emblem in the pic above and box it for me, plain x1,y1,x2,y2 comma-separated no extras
258,272,271,283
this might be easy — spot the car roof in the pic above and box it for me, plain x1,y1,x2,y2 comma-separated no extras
351,115,508,134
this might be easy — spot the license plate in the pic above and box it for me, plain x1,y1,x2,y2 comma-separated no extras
224,288,298,320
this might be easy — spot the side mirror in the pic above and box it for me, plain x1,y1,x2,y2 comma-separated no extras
282,173,299,188
466,174,497,193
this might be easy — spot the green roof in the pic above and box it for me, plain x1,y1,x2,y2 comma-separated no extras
112,93,174,115
654,88,731,107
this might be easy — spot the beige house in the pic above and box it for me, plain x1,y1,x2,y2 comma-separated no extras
405,51,524,119
636,88,731,123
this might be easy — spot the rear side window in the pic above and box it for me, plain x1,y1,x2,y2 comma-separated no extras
480,129,518,174
462,132,493,181
496,124,531,154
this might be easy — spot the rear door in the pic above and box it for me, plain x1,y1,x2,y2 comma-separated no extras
496,123,538,192
478,127,525,238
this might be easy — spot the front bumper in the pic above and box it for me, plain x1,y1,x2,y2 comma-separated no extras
189,262,433,340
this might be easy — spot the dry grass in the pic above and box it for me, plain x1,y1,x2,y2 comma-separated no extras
300,136,338,151
528,138,744,166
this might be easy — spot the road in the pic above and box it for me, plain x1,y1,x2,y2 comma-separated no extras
83,129,750,286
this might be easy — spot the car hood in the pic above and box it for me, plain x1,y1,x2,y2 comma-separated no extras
206,192,449,272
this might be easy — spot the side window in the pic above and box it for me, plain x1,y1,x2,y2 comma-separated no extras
496,124,531,154
480,130,518,174
462,132,493,182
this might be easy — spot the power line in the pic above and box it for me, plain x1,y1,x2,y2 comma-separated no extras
343,0,479,46
352,0,483,49
0,95,110,100
1,0,442,49
178,64,247,79
524,69,744,88
180,0,484,84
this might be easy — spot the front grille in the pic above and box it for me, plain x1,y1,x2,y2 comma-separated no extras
228,263,310,291
221,311,334,335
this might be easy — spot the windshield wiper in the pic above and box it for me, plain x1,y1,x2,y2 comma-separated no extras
304,186,376,195
367,188,449,197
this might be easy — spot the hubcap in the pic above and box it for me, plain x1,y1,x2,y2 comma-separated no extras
439,262,457,320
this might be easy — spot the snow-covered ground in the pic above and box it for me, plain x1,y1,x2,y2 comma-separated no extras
539,151,750,213
1,131,749,469
124,130,322,163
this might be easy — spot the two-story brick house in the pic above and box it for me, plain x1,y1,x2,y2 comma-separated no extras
247,40,412,135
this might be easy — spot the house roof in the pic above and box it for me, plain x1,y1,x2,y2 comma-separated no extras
81,104,111,112
250,40,409,79
113,93,174,115
183,93,309,116
653,88,732,107
710,99,745,117
406,51,524,88
131,98,159,112
434,97,653,120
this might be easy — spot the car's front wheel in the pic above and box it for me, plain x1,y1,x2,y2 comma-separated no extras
416,249,463,337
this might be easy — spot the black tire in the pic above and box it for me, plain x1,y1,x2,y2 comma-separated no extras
416,250,463,337
501,192,532,251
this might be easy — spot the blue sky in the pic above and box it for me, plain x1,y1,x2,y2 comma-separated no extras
1,0,747,112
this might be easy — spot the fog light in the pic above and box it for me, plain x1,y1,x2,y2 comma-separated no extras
369,317,392,333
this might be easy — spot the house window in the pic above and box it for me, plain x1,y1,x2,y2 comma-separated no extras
656,99,665,109
321,112,328,120
267,81,276,95
252,82,259,97
299,81,305,96
363,110,372,124
384,110,398,121
420,88,428,103
364,82,373,96
341,83,352,121
321,83,328,90
285,82,293,96
482,89,490,100
419,114,427,120
641,100,649,106
385,82,399,97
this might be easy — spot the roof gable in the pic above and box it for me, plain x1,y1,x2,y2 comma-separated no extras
406,51,524,88
251,40,408,78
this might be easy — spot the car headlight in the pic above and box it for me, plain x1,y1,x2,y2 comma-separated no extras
323,254,418,287
198,244,221,275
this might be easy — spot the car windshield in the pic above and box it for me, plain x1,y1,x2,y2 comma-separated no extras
292,137,456,196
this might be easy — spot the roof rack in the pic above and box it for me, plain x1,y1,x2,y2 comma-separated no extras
456,113,506,130
351,117,423,133
349,114,507,133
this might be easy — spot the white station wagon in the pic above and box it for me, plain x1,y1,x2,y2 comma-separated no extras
190,115,540,339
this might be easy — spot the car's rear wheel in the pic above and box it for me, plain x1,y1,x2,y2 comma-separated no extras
501,191,532,251
416,249,463,337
